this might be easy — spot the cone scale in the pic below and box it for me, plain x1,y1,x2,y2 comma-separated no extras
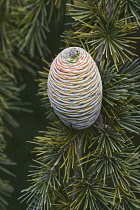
47,47,102,130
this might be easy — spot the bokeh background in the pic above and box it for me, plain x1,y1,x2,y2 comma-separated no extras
5,15,66,209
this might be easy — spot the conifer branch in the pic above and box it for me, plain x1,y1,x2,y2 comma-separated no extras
19,1,140,209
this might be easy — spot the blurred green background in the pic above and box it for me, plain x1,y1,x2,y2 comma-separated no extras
5,18,65,209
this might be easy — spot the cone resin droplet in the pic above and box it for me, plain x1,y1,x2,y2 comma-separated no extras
47,47,102,130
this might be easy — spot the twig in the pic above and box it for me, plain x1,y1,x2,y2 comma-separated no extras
72,133,84,200
44,134,79,182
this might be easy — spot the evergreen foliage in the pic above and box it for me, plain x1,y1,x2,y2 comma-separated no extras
0,53,18,209
0,0,140,209
63,0,140,68
20,0,140,209
0,0,37,208
0,0,69,208
0,20,20,208
21,59,140,210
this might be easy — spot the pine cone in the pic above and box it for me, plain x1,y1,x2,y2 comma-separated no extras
47,47,102,129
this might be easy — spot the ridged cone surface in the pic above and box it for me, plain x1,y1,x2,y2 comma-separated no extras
47,47,102,130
